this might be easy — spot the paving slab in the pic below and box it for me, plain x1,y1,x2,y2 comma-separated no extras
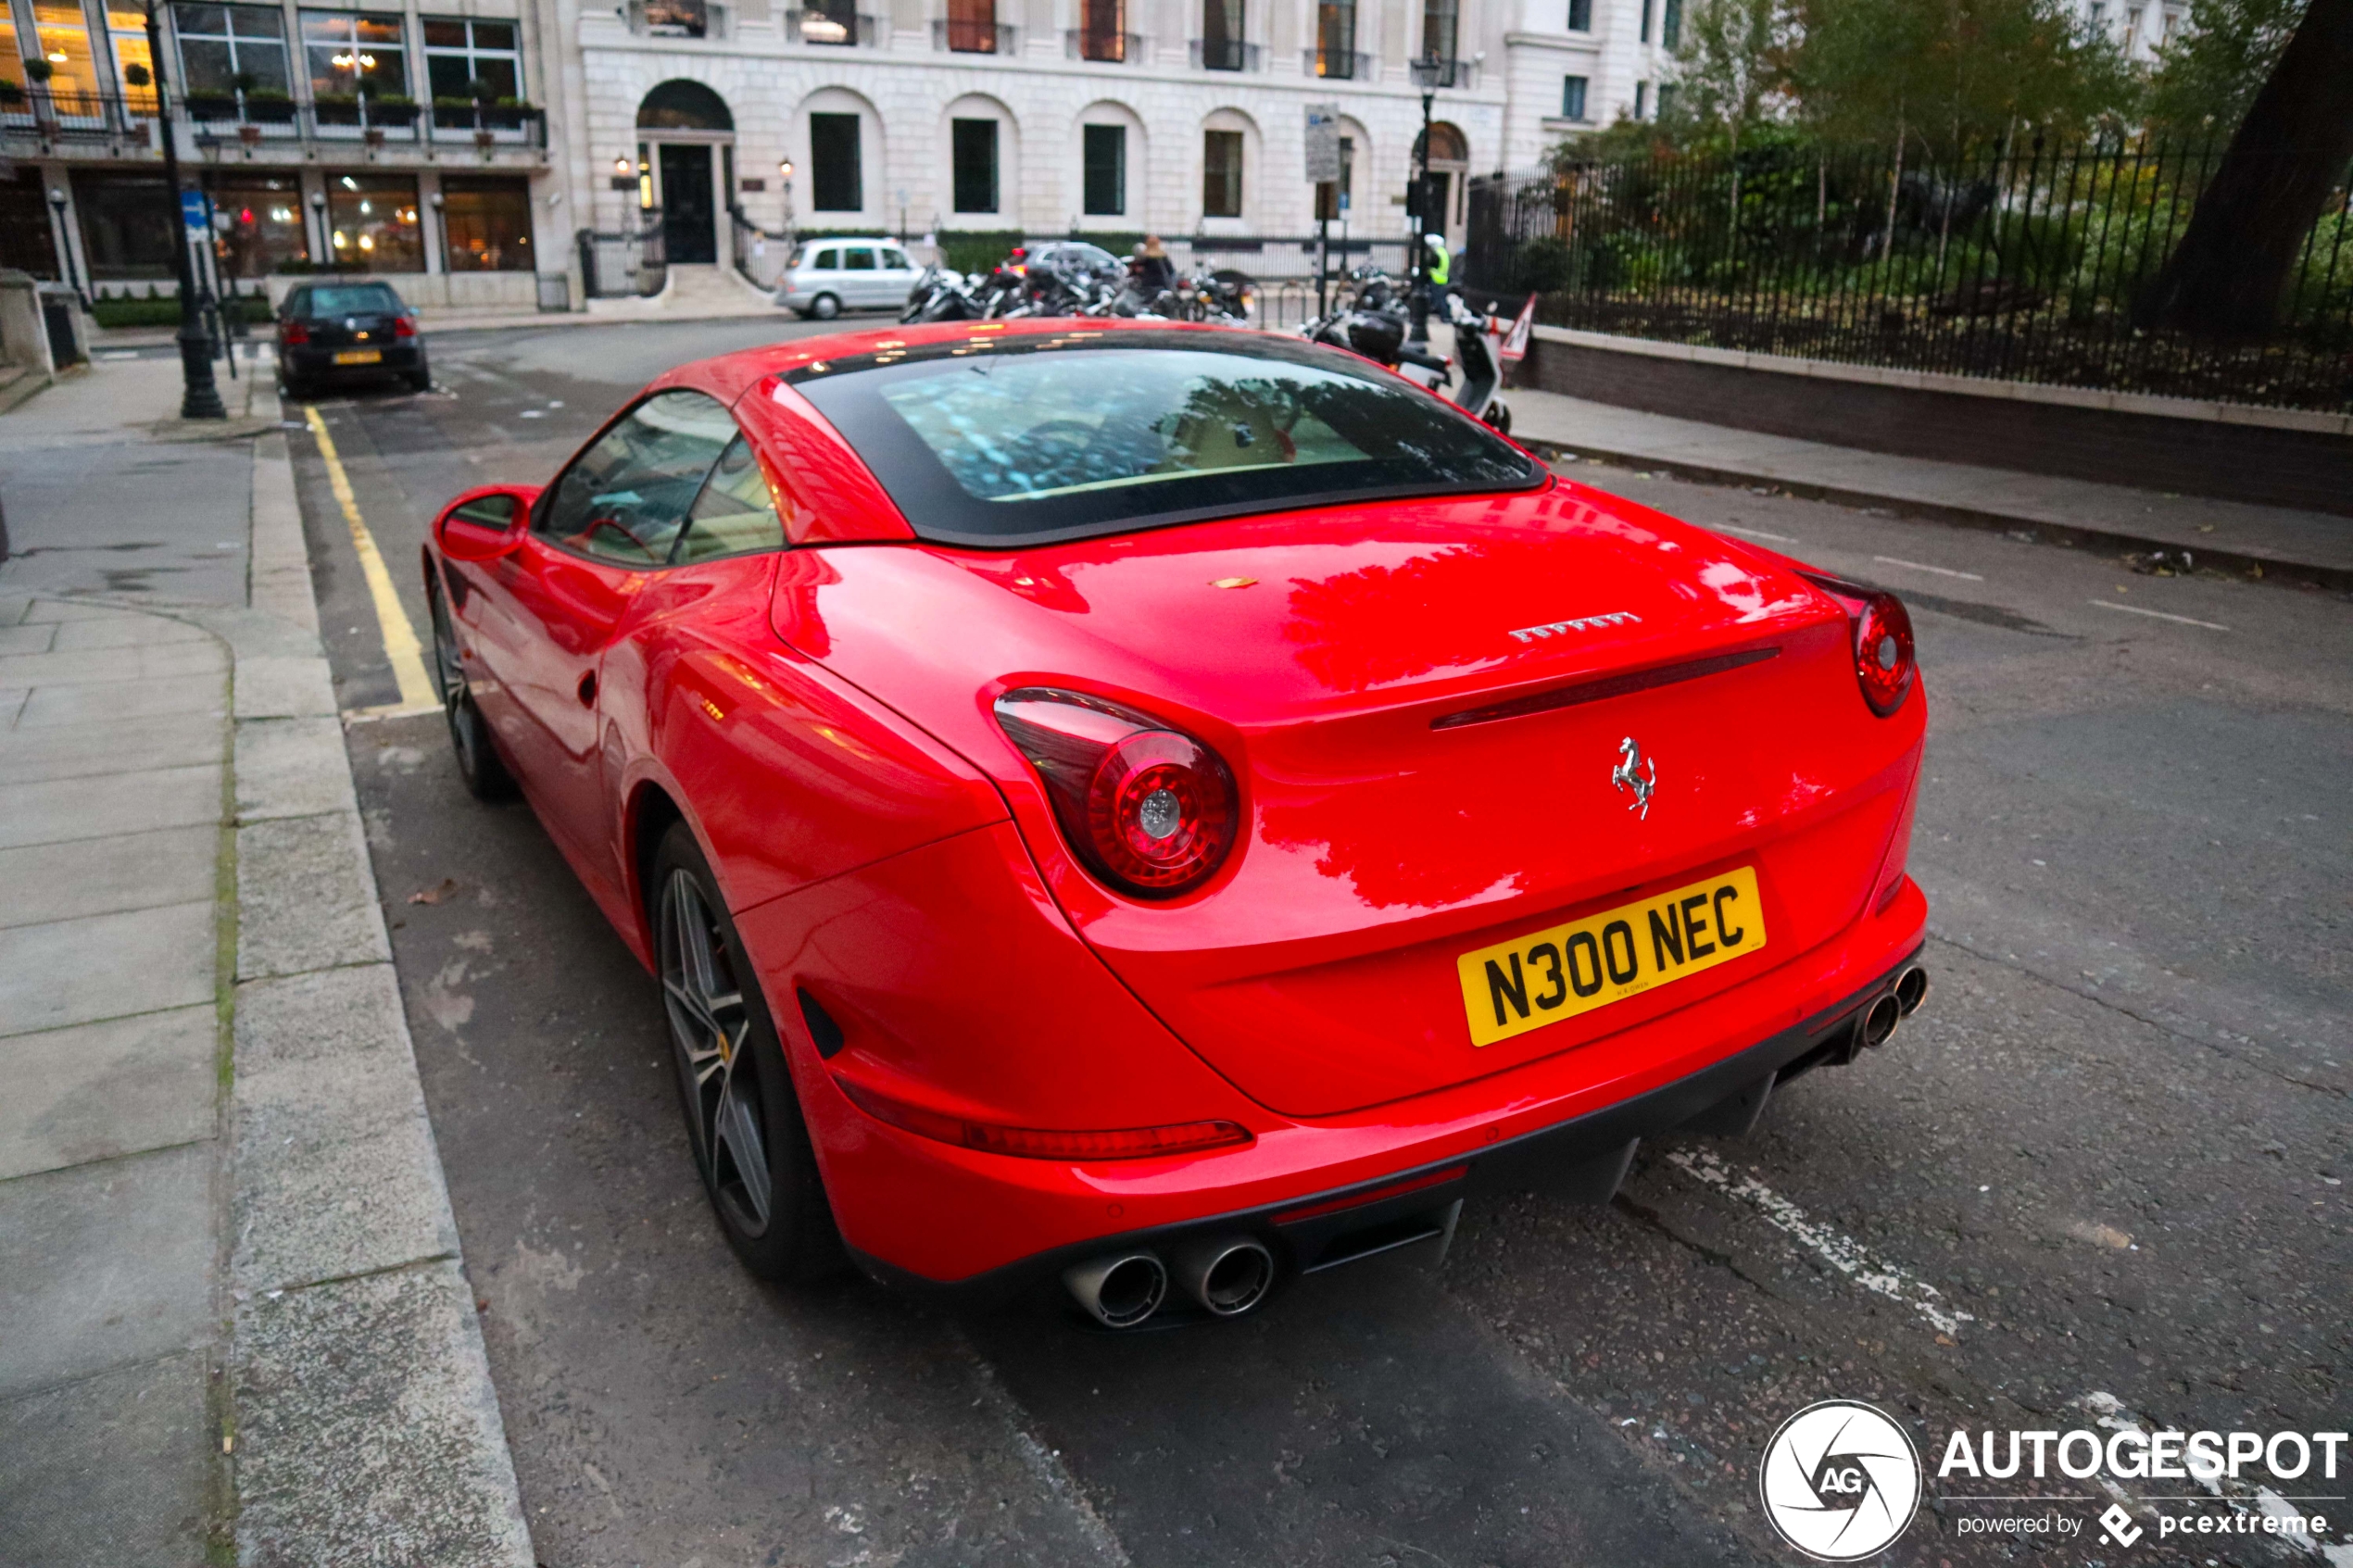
231,1110,458,1294
235,811,392,980
0,823,219,928
0,1005,219,1180
0,638,228,689
0,1143,217,1399
0,763,223,850
13,671,226,729
0,622,57,654
0,900,217,1037
235,717,359,822
47,615,218,652
232,654,338,721
0,1351,214,1568
0,710,225,785
233,1261,534,1568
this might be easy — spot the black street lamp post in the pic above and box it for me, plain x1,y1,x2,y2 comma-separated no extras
47,187,85,307
1406,55,1452,344
142,0,227,419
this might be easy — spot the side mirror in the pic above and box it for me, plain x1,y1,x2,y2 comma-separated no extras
434,486,535,562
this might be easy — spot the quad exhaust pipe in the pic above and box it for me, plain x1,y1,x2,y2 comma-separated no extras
1063,1251,1167,1329
1861,965,1931,1047
1063,1237,1277,1327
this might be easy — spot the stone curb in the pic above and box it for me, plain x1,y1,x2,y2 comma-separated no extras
1517,436,2353,597
24,407,537,1560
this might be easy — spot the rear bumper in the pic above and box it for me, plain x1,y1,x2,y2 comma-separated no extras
283,343,425,378
845,935,1926,1314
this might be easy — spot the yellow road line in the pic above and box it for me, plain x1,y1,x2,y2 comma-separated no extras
302,403,438,712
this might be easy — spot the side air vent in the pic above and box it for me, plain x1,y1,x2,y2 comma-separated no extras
798,988,846,1059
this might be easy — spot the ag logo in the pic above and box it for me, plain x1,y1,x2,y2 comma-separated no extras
1758,1400,1922,1562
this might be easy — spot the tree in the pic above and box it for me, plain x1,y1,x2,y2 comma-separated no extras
1659,0,1789,143
2140,0,2353,333
2143,0,2308,138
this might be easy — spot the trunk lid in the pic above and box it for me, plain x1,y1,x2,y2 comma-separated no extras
774,482,1923,1116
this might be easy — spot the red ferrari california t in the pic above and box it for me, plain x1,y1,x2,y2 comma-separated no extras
422,319,1928,1328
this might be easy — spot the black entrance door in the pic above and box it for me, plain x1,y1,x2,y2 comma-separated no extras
659,144,716,264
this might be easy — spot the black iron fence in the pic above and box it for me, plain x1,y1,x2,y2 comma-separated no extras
1463,138,2353,412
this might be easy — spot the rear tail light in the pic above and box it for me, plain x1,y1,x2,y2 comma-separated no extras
1798,571,1917,717
993,687,1239,898
837,1077,1251,1160
280,320,309,345
393,314,417,338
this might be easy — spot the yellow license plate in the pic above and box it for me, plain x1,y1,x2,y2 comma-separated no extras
1456,866,1768,1047
333,349,382,365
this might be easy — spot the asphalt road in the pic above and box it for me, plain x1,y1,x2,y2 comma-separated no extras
290,316,2351,1568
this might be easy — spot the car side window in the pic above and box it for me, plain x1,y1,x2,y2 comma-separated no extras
845,248,876,271
881,248,910,270
535,390,736,567
672,436,786,564
812,248,838,270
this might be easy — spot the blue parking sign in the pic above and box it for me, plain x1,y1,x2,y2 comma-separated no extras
182,189,208,231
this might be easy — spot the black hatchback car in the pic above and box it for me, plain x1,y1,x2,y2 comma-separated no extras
276,280,429,398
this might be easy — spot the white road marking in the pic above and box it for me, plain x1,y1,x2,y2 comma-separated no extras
1712,522,1800,544
1873,555,1985,581
2082,1393,2349,1563
2088,599,2231,632
1663,1147,1974,1337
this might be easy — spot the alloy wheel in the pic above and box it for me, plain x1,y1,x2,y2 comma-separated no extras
659,868,774,1236
429,585,484,779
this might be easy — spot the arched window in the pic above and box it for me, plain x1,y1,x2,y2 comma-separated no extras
635,79,733,132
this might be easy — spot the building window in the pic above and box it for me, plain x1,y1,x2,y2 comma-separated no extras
951,117,998,213
1077,0,1124,60
171,5,291,98
2085,0,2105,26
1660,0,1680,45
1656,82,1679,116
1200,0,1242,69
440,174,531,270
102,1,156,109
301,11,409,106
1567,0,1590,29
31,0,100,100
1082,123,1125,215
1313,0,1354,74
71,170,175,277
1419,0,1455,63
209,173,308,275
944,0,997,51
809,111,862,211
640,0,706,34
326,170,422,270
1633,80,1648,117
422,17,517,104
1202,128,1242,219
1561,74,1587,119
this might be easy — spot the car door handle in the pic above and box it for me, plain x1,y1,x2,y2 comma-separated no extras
577,671,598,706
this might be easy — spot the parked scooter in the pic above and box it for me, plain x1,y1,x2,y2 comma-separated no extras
1297,263,1511,432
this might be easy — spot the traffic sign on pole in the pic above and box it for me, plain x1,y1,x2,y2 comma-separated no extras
1304,104,1341,184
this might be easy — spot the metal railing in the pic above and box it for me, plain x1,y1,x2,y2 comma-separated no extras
0,89,158,138
0,88,546,150
1462,138,2353,412
1190,37,1260,69
935,16,1015,49
578,219,666,298
1067,27,1143,60
1302,47,1372,79
785,6,877,43
728,206,789,290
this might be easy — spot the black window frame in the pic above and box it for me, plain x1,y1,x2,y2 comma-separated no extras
1561,73,1587,119
808,111,862,212
1202,128,1244,219
950,117,999,214
1082,122,1125,216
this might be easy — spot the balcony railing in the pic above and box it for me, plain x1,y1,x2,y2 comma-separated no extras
0,87,547,152
1406,54,1478,87
934,16,1015,49
1189,36,1260,69
1066,26,1143,60
784,6,877,43
0,89,159,138
1303,46,1373,78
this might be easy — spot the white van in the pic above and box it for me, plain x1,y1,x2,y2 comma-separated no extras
774,238,922,320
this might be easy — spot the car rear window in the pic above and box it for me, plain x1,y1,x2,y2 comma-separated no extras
305,284,403,316
783,330,1544,546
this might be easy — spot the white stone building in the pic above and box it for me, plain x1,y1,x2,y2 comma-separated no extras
1,0,1657,306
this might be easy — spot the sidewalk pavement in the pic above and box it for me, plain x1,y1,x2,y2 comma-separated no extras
0,358,532,1563
1498,382,2353,591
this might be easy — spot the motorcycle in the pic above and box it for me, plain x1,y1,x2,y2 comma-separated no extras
1297,263,1510,433
901,263,978,323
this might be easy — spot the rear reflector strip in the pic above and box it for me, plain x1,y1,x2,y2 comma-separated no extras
836,1076,1252,1161
1275,1164,1469,1225
1432,646,1780,731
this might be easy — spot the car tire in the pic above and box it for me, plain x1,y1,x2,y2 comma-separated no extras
281,373,308,402
809,293,840,320
406,365,431,393
426,570,519,803
652,822,845,1283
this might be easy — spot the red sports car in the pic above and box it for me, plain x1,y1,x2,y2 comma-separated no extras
422,319,1928,1328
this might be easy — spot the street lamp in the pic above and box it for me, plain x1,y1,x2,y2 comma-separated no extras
777,159,795,251
140,0,226,418
46,186,85,308
1406,42,1462,345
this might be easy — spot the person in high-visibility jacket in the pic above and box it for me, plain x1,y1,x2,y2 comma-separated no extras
1424,231,1452,288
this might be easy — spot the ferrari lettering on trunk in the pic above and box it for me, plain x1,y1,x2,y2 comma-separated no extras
1454,866,1768,1047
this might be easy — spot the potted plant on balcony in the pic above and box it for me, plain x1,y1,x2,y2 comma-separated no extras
371,91,418,128
24,57,57,133
245,85,295,123
314,90,360,127
484,94,535,132
119,62,150,131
